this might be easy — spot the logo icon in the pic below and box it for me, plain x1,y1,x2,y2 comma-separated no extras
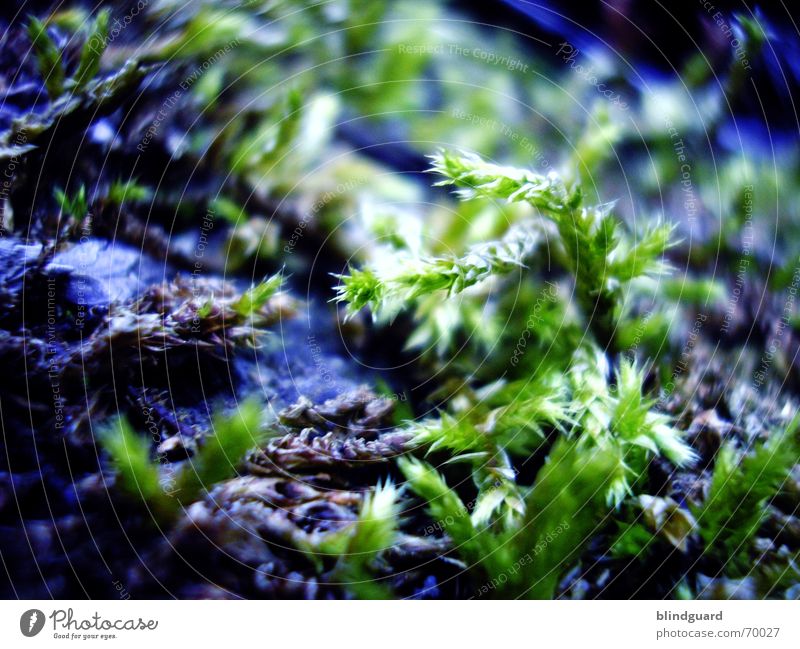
20,609,45,637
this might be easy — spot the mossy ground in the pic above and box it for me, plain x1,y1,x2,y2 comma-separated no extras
0,1,798,599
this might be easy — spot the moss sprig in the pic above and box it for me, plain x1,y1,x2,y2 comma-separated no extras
101,398,269,522
693,417,800,573
430,150,674,351
333,221,539,322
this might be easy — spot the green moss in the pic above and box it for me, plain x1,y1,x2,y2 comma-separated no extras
328,483,400,599
232,273,284,319
101,398,269,522
28,16,65,99
399,438,621,599
693,418,800,573
100,416,174,520
29,8,112,99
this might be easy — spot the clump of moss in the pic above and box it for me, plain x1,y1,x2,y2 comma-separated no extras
693,418,800,574
101,397,269,521
3,0,798,602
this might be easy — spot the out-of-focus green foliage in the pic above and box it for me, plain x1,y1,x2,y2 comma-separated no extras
693,418,800,574
54,185,88,222
101,399,269,522
28,16,66,98
320,482,401,599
